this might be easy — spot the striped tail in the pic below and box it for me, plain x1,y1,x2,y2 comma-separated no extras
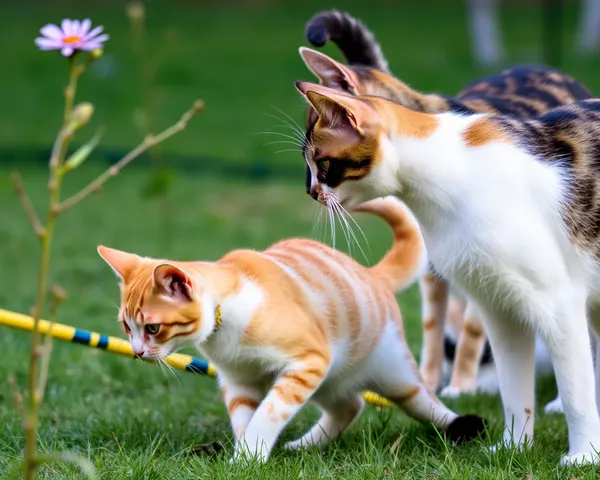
351,196,426,293
305,10,390,73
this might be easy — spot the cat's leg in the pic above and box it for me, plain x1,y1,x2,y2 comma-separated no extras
585,306,600,415
233,356,329,463
371,322,486,443
535,291,600,465
441,301,487,398
476,305,536,450
219,376,264,445
419,266,451,391
283,394,365,450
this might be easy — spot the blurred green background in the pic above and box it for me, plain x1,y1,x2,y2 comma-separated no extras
0,0,599,477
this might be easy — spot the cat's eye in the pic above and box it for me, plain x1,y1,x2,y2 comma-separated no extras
145,324,160,335
319,159,330,173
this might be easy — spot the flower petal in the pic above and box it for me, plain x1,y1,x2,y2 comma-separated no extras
61,19,73,36
79,18,91,36
80,40,106,51
87,33,109,44
84,26,104,42
61,46,74,57
35,37,61,50
71,20,81,36
40,24,63,40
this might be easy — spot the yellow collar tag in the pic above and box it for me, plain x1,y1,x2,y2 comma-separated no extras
215,305,222,327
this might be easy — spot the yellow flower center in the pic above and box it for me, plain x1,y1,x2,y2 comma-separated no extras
63,35,81,44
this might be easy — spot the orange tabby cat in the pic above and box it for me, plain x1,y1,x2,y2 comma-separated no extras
98,197,485,463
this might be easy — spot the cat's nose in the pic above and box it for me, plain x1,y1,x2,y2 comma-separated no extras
133,348,145,358
310,188,319,201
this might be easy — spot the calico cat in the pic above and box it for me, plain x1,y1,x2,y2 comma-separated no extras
294,80,600,465
300,9,594,399
98,197,485,463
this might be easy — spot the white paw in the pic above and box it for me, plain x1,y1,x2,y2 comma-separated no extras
543,397,564,414
488,438,530,454
231,446,268,464
283,439,304,450
440,385,472,398
560,450,600,466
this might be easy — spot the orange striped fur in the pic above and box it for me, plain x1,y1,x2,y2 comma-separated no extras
98,196,482,462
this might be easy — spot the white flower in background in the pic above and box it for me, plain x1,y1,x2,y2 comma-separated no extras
35,19,109,57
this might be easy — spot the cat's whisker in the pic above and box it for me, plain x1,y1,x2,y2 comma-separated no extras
333,202,358,260
336,203,371,264
331,199,369,264
264,140,304,148
156,357,166,378
256,130,305,145
269,105,305,133
273,149,303,155
266,107,306,140
315,204,325,242
160,358,181,384
330,200,352,257
262,115,307,146
326,199,336,250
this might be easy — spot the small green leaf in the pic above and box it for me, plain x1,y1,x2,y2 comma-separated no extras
63,128,105,172
37,451,98,480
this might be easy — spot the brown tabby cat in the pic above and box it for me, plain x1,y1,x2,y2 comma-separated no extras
300,9,594,398
98,197,485,463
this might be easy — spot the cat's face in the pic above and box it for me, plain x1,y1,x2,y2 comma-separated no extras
296,81,400,209
98,246,212,360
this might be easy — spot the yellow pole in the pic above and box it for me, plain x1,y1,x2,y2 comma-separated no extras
0,308,391,407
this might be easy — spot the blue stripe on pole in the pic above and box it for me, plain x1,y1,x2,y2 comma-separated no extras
71,329,92,345
97,335,109,349
185,358,210,374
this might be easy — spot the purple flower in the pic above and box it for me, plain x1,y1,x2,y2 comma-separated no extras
35,19,109,57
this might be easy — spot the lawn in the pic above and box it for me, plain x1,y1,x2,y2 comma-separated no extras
1,0,600,478
0,165,591,479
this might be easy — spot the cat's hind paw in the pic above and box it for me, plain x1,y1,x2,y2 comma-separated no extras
543,396,564,414
440,385,474,398
283,439,306,451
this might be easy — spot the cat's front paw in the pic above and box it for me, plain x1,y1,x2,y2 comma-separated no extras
488,437,531,455
560,450,600,466
231,445,269,464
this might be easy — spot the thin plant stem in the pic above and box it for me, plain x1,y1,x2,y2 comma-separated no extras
22,55,80,480
58,99,204,212
17,43,202,479
36,286,67,404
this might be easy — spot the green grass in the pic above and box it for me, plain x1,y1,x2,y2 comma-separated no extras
0,164,596,479
2,0,600,478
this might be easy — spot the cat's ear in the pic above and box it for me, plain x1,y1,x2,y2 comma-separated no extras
298,47,359,94
295,81,374,134
97,245,140,282
152,264,193,302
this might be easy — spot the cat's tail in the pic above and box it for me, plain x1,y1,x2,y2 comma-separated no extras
351,196,426,293
305,10,390,73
